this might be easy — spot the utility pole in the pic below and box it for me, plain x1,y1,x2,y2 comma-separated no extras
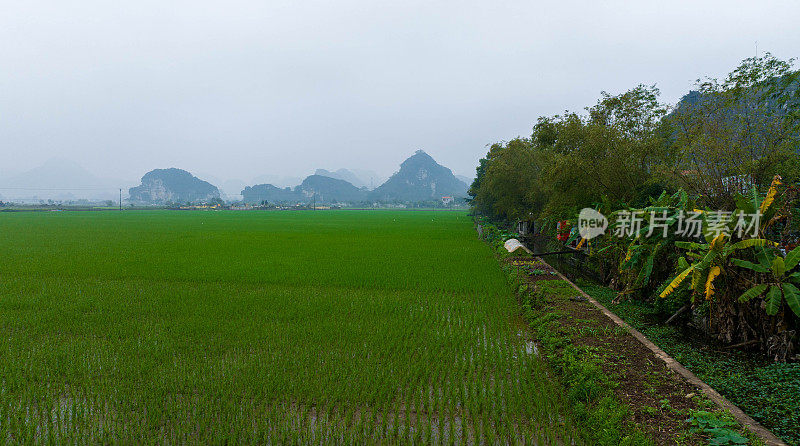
119,188,122,211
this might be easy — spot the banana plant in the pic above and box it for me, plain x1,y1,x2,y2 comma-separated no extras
660,234,774,302
660,179,784,303
733,174,783,238
616,190,691,298
734,245,800,317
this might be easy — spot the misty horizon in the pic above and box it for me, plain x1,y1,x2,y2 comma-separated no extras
0,148,471,201
2,1,799,200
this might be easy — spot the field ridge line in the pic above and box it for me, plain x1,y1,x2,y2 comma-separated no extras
538,257,787,446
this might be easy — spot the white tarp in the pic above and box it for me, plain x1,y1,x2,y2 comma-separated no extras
503,238,531,254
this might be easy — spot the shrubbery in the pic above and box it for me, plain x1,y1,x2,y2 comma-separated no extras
470,53,800,360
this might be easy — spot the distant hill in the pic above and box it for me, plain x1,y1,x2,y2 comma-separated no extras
455,174,474,186
0,158,122,201
129,168,220,204
370,150,469,202
314,168,368,189
241,183,299,204
241,174,367,205
297,175,367,203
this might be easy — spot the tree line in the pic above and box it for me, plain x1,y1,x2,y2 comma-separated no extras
470,53,799,224
470,53,800,360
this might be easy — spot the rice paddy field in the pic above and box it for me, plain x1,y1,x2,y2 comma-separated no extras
0,210,577,443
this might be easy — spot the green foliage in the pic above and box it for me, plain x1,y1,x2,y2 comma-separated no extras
667,53,800,209
469,54,800,357
736,245,800,317
467,51,800,439
471,53,800,222
581,282,800,445
470,138,544,221
470,84,673,222
520,279,653,445
661,230,773,303
686,411,749,445
615,190,696,300
476,217,519,250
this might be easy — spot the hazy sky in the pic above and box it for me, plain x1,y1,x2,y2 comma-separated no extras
1,0,799,185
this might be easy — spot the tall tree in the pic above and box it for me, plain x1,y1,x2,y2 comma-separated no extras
666,53,800,209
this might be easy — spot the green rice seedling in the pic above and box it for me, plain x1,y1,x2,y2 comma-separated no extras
0,210,581,443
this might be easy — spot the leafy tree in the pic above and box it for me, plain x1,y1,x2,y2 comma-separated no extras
666,53,800,209
537,85,672,218
470,85,674,223
471,138,543,222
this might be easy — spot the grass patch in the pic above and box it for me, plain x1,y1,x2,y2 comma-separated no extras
579,281,799,446
512,276,653,445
